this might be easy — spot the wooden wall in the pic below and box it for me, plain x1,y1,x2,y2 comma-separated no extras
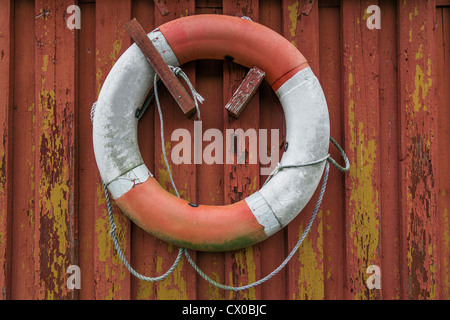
0,0,449,300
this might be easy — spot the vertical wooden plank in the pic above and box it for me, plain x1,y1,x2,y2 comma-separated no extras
318,3,345,300
341,0,382,300
78,0,96,300
397,0,440,300
378,0,401,300
195,59,226,300
283,0,325,300
223,0,261,300
153,0,197,300
193,2,225,302
34,0,78,299
94,0,132,300
436,6,450,301
0,0,13,300
11,0,36,300
194,0,225,299
259,0,287,300
131,0,157,301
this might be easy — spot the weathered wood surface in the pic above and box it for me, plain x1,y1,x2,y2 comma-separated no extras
225,66,265,118
0,0,448,300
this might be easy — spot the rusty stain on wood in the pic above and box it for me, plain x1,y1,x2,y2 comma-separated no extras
0,0,13,300
225,66,265,118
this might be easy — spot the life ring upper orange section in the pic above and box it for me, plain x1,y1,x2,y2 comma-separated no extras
158,14,308,91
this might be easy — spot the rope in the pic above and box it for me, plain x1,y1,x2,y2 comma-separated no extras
328,137,350,172
184,162,330,291
93,65,349,291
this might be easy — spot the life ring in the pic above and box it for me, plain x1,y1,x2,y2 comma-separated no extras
92,14,330,252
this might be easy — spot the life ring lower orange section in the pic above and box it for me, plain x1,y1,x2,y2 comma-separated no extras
115,178,267,252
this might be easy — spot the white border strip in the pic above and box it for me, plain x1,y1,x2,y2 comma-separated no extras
245,192,281,237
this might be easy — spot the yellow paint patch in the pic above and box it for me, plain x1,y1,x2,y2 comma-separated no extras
180,8,189,18
204,270,224,300
412,64,432,113
95,183,129,299
37,86,75,298
109,39,122,63
137,280,154,300
415,44,423,60
347,123,380,299
295,210,324,300
228,247,257,300
156,254,188,300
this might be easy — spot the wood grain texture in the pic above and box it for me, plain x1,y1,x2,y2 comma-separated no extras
222,0,261,301
0,0,13,300
78,0,96,300
11,0,35,300
94,0,131,300
225,67,265,118
153,0,197,300
378,0,401,300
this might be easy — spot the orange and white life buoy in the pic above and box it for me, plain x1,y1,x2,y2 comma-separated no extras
92,15,330,252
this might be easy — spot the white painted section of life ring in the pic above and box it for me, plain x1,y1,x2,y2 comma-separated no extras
92,29,177,196
92,28,330,238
